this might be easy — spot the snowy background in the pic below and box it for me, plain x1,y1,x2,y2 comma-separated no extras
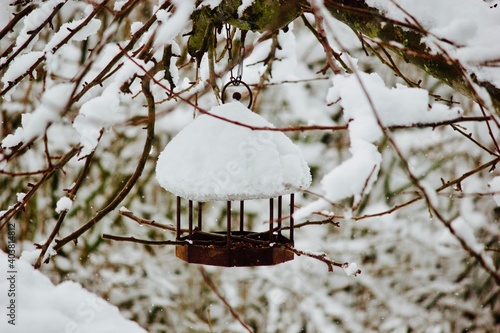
0,0,499,332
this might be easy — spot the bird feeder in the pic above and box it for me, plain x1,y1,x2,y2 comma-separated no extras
155,101,311,267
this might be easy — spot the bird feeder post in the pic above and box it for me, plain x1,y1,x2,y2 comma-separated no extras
188,200,193,238
269,198,274,243
277,195,282,238
290,193,295,242
197,202,203,230
226,201,232,247
176,196,181,240
239,201,244,232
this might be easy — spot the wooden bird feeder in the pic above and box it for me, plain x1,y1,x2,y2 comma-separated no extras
156,102,311,267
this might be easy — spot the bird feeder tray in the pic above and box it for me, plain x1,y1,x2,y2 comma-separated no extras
175,231,294,267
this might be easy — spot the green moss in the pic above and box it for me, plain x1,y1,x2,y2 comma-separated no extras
188,0,307,59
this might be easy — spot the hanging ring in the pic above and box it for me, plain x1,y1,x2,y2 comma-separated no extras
221,79,253,108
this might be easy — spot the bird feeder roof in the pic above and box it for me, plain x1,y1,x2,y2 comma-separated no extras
155,102,311,202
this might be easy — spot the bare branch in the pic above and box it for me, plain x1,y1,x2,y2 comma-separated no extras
199,267,254,333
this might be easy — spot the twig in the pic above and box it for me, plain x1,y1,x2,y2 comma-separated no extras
291,217,341,229
102,234,185,245
306,5,349,74
352,164,377,211
0,3,35,41
284,244,346,272
34,150,96,269
199,267,254,333
0,147,80,231
119,209,179,232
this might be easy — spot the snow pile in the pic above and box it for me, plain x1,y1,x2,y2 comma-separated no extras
156,101,311,201
153,0,195,51
295,72,461,219
0,251,146,333
328,73,462,141
343,262,361,277
73,83,123,156
55,196,73,213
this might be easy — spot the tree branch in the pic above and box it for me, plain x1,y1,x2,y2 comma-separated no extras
322,0,500,114
52,67,157,253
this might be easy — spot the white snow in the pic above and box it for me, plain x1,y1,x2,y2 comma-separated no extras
295,71,462,220
343,262,361,276
0,0,66,67
0,251,147,333
1,51,43,87
0,1,14,33
320,140,381,204
488,176,500,206
201,0,223,9
45,17,101,53
73,84,122,156
16,192,26,203
114,0,128,11
119,206,131,213
156,101,311,201
238,0,256,17
153,0,195,51
55,196,73,213
328,73,462,142
1,83,74,149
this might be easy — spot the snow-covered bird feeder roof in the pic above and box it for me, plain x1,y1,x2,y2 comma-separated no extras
156,102,311,202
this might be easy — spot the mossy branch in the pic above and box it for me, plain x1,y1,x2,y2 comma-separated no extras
322,0,500,113
194,0,500,113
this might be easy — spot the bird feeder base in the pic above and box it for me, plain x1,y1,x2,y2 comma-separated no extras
175,231,294,267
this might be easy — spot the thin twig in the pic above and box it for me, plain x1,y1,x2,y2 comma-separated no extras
119,209,179,232
199,267,254,333
0,147,80,231
284,244,346,272
102,234,185,245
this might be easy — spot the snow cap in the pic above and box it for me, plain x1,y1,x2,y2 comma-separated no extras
156,102,311,201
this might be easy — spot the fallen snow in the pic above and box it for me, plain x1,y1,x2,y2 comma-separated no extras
238,0,256,16
295,72,462,220
320,140,381,204
156,101,311,201
0,251,147,333
45,17,101,53
55,196,73,213
73,83,122,156
153,0,195,51
328,73,462,142
343,262,361,277
201,0,223,9
16,192,26,203
1,51,43,87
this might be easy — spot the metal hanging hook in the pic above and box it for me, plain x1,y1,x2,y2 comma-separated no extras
222,26,253,108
